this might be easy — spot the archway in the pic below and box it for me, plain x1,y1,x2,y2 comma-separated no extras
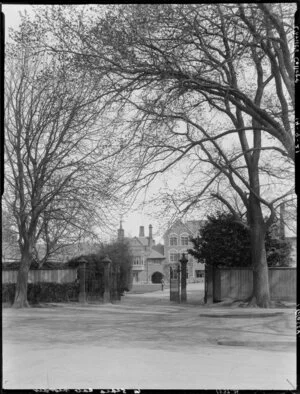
151,271,163,284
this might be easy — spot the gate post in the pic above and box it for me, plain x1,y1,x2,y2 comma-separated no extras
102,255,112,303
117,264,122,300
206,264,214,304
177,264,181,303
180,253,188,303
170,266,173,301
111,265,120,303
78,259,87,304
169,266,172,301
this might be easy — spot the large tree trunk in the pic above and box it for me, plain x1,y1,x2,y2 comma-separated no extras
248,195,270,308
13,250,32,308
250,222,270,307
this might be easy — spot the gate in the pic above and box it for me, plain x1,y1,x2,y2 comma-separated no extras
78,258,122,303
85,266,104,302
110,265,121,302
170,265,180,302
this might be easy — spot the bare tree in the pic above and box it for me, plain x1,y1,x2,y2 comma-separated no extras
24,4,294,158
4,44,124,307
2,209,20,260
123,104,295,307
17,4,295,307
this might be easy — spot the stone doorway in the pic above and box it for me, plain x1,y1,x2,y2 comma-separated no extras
151,271,163,284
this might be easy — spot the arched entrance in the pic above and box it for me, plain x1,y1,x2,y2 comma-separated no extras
151,271,163,284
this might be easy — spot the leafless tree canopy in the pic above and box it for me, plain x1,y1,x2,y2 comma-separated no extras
6,3,295,307
4,40,129,306
22,4,294,157
5,47,122,259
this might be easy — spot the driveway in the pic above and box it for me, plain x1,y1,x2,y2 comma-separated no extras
3,284,296,390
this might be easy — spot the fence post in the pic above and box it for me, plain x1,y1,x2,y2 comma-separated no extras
179,253,188,303
177,263,181,303
206,264,214,304
169,266,172,301
78,260,87,304
110,269,115,303
111,266,119,303
116,264,121,301
102,255,112,303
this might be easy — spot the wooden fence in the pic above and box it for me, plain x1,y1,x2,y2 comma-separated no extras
269,268,296,301
212,267,296,302
2,268,77,284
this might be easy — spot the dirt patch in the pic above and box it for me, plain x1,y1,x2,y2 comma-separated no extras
208,299,295,309
217,339,296,350
199,312,285,318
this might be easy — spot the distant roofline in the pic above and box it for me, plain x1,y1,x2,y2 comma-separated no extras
163,219,206,237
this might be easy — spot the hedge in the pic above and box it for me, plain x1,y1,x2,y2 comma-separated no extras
2,282,80,305
2,261,71,271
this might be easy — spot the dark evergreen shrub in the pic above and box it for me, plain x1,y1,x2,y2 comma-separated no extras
2,283,16,304
188,212,252,267
2,282,80,305
2,261,71,270
66,241,133,293
188,212,293,268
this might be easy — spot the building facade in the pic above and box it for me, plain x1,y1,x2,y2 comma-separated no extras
163,219,206,282
118,223,165,284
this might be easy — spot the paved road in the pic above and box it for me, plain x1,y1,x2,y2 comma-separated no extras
3,285,296,390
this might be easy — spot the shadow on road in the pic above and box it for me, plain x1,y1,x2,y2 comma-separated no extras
124,282,205,306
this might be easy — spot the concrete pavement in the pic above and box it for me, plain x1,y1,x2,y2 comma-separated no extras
3,284,296,390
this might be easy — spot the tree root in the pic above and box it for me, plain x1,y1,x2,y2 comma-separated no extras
244,296,271,308
12,299,30,308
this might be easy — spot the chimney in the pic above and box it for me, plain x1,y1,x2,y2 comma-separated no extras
139,226,145,237
148,224,153,247
279,203,285,239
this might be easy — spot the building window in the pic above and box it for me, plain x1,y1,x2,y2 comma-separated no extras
195,270,204,278
180,235,189,246
133,272,139,281
169,236,178,246
170,252,179,262
133,257,141,265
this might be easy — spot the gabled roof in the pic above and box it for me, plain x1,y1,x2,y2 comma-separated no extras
163,219,184,237
164,219,206,237
147,249,165,260
152,243,164,255
185,220,207,235
139,237,150,246
130,236,149,247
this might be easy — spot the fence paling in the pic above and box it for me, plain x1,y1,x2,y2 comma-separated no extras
3,265,125,303
212,267,296,302
2,269,77,284
269,269,296,300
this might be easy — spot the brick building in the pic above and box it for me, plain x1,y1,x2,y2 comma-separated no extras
163,219,206,282
118,223,165,284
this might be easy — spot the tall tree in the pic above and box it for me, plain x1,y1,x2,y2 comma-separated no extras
1,209,20,260
17,4,295,307
4,43,123,307
188,212,292,268
24,4,294,158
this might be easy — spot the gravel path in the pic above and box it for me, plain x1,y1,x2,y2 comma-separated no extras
3,284,296,390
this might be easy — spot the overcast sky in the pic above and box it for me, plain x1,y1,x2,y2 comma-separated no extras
2,4,295,242
2,4,183,243
2,4,30,33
